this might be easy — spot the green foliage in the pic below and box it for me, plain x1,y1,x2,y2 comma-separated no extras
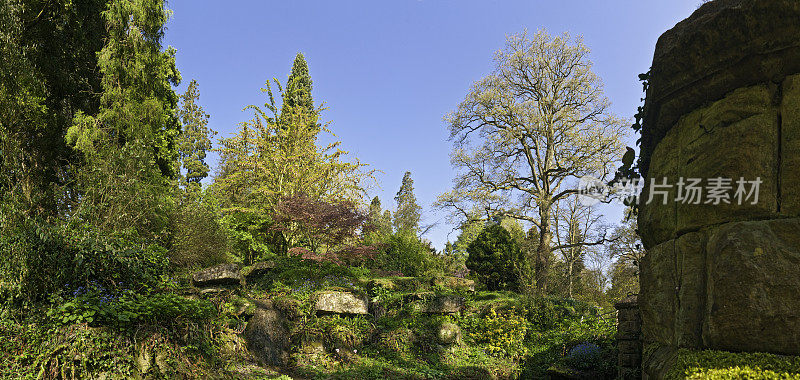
372,232,443,277
46,291,215,328
564,342,603,370
219,209,275,265
466,224,523,291
177,79,216,186
521,296,616,379
666,349,800,380
281,53,315,121
66,0,182,243
365,196,392,237
0,317,231,379
0,0,107,217
170,189,230,269
459,307,528,359
0,216,168,310
252,256,362,301
304,315,374,349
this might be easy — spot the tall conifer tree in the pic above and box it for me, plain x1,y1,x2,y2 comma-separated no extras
393,171,422,234
177,79,215,187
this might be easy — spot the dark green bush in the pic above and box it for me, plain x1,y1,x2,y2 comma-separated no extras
465,224,523,291
170,189,230,269
0,216,168,310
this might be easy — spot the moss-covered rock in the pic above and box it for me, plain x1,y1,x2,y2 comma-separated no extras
243,306,291,367
240,261,276,281
436,322,462,346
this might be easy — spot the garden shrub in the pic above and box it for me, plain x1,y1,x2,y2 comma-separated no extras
170,190,230,269
460,306,528,359
371,232,443,277
46,291,215,328
565,342,602,370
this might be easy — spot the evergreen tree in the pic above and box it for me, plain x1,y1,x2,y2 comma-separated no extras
0,0,107,216
65,0,181,242
466,224,523,291
280,53,314,123
177,79,216,187
393,171,421,234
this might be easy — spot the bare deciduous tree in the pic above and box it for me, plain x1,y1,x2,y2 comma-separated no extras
553,197,607,298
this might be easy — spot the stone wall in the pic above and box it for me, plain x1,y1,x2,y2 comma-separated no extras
615,295,641,380
638,0,800,376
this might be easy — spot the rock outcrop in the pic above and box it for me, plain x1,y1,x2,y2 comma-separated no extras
314,290,369,315
192,263,241,287
242,300,291,367
421,294,465,314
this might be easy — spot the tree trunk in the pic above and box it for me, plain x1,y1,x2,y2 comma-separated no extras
535,208,552,293
567,261,574,298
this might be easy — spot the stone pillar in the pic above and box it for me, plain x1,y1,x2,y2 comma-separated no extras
637,0,800,376
615,295,641,380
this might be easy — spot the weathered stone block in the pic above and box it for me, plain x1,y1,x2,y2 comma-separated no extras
639,125,680,249
703,218,800,355
240,261,276,280
673,231,706,348
676,85,778,232
781,74,800,215
422,294,465,314
436,322,462,346
192,263,241,287
639,240,676,346
243,307,290,367
314,291,369,315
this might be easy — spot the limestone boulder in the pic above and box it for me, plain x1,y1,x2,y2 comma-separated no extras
703,218,800,355
192,263,241,287
314,290,369,315
240,261,276,281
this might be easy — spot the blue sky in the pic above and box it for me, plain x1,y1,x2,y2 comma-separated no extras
164,0,701,250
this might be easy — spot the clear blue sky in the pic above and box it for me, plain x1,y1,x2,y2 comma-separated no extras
164,0,701,250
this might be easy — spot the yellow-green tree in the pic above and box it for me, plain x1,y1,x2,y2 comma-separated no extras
214,55,373,258
436,30,627,293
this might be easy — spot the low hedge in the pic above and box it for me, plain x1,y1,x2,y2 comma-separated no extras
666,349,800,379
